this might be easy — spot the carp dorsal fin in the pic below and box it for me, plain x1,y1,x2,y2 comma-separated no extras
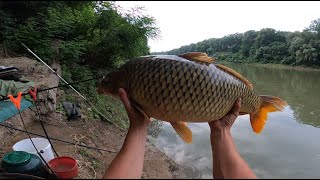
178,52,215,64
215,64,253,90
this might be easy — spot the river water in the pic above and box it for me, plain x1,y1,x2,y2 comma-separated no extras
153,63,320,179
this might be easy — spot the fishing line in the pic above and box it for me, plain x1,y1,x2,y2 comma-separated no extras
17,111,58,178
0,76,104,102
0,123,118,153
33,100,59,157
22,43,112,124
0,167,7,173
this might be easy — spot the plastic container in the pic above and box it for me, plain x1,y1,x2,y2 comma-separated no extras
0,173,44,179
48,157,78,179
12,138,55,164
0,151,47,178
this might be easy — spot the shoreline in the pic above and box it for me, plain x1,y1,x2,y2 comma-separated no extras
1,115,189,179
0,57,189,179
219,61,320,72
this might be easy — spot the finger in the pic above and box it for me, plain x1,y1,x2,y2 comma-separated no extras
208,119,221,129
118,88,133,113
228,98,241,119
134,104,150,120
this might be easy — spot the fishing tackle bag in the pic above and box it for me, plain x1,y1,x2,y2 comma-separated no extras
0,66,22,81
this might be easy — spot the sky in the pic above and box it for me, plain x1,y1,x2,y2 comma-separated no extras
115,1,320,53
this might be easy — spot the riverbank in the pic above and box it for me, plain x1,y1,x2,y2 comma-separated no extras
1,114,188,179
220,61,320,72
0,57,188,179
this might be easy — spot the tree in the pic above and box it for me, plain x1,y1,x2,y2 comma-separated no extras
240,30,257,57
153,17,320,68
307,18,320,36
207,47,214,56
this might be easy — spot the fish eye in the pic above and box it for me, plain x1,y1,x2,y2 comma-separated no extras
103,75,110,82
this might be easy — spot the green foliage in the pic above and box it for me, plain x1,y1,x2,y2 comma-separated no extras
153,18,320,68
0,1,160,127
0,1,159,65
307,18,320,36
95,95,130,129
79,148,90,158
59,40,87,63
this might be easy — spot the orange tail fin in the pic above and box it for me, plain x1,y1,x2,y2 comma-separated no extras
250,95,287,133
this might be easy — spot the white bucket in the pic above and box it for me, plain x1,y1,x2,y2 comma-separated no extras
12,138,55,164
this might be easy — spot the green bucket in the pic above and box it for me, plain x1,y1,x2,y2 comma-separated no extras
1,151,47,178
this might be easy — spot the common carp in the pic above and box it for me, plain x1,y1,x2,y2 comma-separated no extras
97,52,287,143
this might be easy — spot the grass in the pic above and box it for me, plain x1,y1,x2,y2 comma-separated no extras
79,147,101,168
56,89,130,129
96,95,129,129
55,102,66,115
59,65,130,129
57,91,130,129
79,148,90,158
91,159,101,169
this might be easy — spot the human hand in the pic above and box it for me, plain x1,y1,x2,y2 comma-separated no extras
208,98,241,132
118,88,151,130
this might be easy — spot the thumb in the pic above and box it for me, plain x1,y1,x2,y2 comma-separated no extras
223,98,241,126
229,98,241,118
118,88,133,114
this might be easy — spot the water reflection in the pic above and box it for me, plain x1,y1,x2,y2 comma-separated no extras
154,63,320,179
224,63,320,128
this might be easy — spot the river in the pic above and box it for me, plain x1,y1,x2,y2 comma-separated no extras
153,63,320,179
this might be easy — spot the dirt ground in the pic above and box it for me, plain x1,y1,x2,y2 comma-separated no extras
0,57,189,179
1,112,188,179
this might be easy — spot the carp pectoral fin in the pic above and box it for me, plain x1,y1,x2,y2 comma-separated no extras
130,99,150,119
215,64,253,90
171,122,192,144
178,52,216,64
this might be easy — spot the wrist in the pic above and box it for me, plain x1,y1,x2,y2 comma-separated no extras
128,123,148,135
122,124,148,151
210,127,232,141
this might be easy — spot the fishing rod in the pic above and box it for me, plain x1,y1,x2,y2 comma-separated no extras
17,110,58,178
32,95,59,158
21,43,112,124
0,123,118,153
0,76,103,102
1,75,107,164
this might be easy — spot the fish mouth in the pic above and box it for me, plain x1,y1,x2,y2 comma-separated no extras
96,86,107,95
96,86,113,96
